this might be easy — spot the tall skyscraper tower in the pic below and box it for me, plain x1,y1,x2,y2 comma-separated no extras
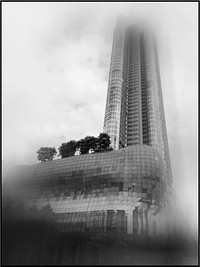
104,17,173,191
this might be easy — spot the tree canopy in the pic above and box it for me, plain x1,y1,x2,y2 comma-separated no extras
77,136,98,155
93,133,113,153
37,133,113,161
36,147,57,162
57,133,113,158
58,140,77,158
76,133,113,155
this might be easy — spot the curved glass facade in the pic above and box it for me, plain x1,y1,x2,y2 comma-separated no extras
8,145,171,237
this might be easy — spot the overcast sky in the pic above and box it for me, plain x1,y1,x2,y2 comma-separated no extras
3,2,197,237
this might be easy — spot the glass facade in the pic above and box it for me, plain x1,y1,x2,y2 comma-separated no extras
9,145,172,237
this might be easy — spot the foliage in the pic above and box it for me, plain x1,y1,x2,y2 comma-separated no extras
93,133,113,153
56,132,113,158
77,136,98,154
76,133,113,155
36,147,57,162
58,140,77,158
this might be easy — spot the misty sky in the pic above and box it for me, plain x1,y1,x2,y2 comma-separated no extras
3,3,197,236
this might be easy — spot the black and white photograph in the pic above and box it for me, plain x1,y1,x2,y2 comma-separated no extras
2,2,198,265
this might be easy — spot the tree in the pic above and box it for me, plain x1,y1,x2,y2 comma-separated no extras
57,133,113,157
58,140,77,158
76,133,113,155
36,147,57,162
93,133,113,153
77,136,98,155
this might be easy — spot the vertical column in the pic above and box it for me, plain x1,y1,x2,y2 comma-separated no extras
127,210,133,234
143,210,147,232
133,207,138,234
103,210,107,232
